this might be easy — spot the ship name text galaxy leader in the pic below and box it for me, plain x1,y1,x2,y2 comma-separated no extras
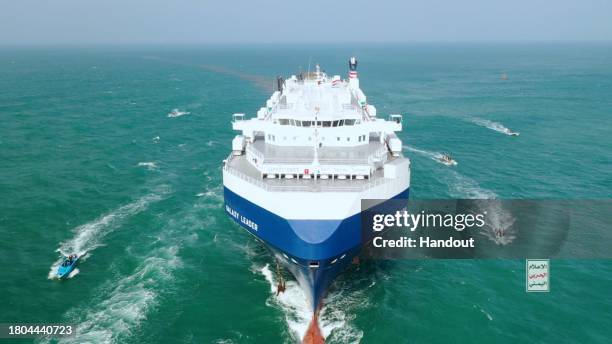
222,57,410,340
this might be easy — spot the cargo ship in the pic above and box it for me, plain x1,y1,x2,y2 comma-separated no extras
222,57,410,342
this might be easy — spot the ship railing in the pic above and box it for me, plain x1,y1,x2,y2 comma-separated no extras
246,145,389,166
261,157,368,165
246,145,265,162
224,162,392,192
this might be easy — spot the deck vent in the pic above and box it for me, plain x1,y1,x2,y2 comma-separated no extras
309,261,320,269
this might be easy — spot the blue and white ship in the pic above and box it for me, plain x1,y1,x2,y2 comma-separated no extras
223,57,410,340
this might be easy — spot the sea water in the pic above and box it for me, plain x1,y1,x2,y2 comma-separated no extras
0,44,611,343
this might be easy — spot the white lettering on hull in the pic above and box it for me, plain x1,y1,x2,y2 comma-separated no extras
225,204,259,231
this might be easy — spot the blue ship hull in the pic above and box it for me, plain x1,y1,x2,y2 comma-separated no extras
224,186,409,311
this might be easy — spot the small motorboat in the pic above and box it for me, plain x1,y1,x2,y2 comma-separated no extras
507,131,520,137
167,109,190,118
57,254,79,279
436,153,457,166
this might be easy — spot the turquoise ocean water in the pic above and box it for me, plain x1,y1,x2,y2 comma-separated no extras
1,44,611,343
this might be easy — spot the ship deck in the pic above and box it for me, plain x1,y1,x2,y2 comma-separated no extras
271,79,362,120
224,153,396,192
248,137,387,164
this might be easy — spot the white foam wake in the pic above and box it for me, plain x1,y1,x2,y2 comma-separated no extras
478,200,517,245
56,246,182,344
259,264,311,341
257,264,363,343
439,172,513,243
48,192,166,279
444,170,497,199
49,188,218,343
67,268,80,279
196,189,222,201
137,162,157,170
403,145,455,166
167,108,190,118
319,286,366,343
403,145,496,199
468,117,517,136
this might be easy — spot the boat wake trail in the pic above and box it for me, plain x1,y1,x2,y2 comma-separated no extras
49,188,218,344
468,117,517,136
137,162,158,170
439,173,513,243
478,200,517,245
443,170,497,199
47,190,168,280
56,245,182,344
402,145,453,166
257,264,364,344
403,144,496,199
167,108,190,118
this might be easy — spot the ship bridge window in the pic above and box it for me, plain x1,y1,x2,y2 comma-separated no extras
322,121,331,127
278,119,289,125
302,121,312,127
332,120,340,127
344,119,356,126
289,119,296,126
295,120,302,127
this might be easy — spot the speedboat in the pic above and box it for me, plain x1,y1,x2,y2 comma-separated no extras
57,254,79,279
507,131,520,136
167,109,190,118
436,153,457,166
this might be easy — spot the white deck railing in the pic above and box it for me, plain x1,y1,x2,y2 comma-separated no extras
223,156,391,193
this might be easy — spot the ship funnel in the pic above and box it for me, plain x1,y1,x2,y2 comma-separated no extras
348,56,358,82
349,56,358,71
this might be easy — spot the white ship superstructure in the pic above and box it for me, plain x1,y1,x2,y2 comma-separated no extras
222,57,411,324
